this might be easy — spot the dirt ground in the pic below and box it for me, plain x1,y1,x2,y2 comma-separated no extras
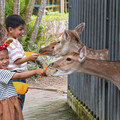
27,75,68,92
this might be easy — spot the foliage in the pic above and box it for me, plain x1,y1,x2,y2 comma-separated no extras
5,0,14,16
5,0,30,18
42,12,68,22
20,13,68,52
20,0,30,19
20,15,46,52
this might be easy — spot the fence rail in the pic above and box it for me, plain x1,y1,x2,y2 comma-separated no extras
68,0,120,119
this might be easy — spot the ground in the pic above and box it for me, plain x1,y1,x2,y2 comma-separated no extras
27,75,68,92
24,76,81,120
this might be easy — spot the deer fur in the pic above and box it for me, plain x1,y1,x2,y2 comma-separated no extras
49,46,120,89
39,23,108,60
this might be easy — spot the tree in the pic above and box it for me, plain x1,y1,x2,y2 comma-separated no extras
30,0,47,44
24,0,35,35
13,0,20,15
0,0,5,24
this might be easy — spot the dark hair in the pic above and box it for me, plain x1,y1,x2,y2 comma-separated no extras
0,48,8,52
6,14,25,31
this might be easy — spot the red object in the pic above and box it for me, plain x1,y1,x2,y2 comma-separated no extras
0,43,8,50
41,65,49,78
39,52,47,55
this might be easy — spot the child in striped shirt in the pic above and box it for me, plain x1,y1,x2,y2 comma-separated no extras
0,44,44,120
5,14,42,110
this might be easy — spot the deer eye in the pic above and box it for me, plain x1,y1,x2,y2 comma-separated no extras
52,47,54,49
66,57,71,61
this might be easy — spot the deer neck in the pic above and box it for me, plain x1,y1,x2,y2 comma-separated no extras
79,58,120,89
86,48,108,60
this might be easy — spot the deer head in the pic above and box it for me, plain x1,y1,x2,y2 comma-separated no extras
49,46,120,89
53,23,85,56
38,23,85,56
39,22,108,60
39,41,57,56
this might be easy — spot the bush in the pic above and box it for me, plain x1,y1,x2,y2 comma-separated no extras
5,0,30,19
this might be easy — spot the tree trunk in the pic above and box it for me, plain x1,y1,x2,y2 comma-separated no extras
13,0,20,15
30,0,47,44
24,0,35,35
0,0,5,24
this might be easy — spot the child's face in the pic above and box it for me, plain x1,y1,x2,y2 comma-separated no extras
8,25,24,39
0,50,9,69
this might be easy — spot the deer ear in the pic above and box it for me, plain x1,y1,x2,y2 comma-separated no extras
64,30,71,41
79,46,87,62
75,22,85,34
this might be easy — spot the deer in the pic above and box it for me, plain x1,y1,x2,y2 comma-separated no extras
49,46,120,90
39,41,57,56
39,23,109,60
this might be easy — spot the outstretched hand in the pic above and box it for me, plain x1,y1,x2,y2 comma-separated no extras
28,53,39,61
35,68,45,75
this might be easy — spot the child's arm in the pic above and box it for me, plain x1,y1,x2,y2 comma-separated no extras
14,53,39,65
11,68,44,80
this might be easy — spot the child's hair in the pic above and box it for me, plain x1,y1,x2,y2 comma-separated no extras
0,25,7,45
0,48,8,52
6,14,25,31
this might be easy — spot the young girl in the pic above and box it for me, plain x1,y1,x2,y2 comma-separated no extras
0,44,44,120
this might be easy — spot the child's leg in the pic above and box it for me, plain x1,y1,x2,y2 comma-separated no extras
13,79,26,110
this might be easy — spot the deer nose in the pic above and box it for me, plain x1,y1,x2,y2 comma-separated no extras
49,63,54,67
39,49,42,53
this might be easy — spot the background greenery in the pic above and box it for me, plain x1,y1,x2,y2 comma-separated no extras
5,0,68,52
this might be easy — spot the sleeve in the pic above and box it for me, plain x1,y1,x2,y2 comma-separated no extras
0,70,15,84
7,41,23,62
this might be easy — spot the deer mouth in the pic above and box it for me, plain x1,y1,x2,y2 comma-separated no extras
49,63,73,76
52,69,73,76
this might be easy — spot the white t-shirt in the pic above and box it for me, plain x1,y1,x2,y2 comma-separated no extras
7,38,27,72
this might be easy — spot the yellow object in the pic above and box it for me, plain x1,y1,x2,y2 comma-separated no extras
4,39,13,45
13,82,29,95
25,51,36,56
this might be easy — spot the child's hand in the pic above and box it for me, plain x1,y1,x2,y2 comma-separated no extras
28,53,39,61
35,68,45,75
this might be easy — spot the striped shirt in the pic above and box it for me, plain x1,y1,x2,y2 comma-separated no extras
7,38,28,72
0,69,17,100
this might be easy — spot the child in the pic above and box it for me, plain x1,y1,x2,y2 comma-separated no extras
0,44,44,120
5,14,41,110
0,24,8,45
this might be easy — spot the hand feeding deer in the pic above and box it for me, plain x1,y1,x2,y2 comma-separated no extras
49,46,120,90
39,23,109,60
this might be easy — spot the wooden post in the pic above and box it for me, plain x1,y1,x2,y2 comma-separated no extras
60,0,64,13
52,0,54,4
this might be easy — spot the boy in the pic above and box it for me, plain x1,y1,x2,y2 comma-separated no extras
5,14,41,110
